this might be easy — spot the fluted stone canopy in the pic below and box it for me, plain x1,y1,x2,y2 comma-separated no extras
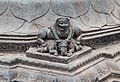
0,0,119,34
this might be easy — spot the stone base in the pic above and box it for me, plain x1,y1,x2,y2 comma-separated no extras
0,43,119,82
26,46,92,64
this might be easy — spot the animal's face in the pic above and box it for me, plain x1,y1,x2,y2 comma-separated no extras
56,18,70,32
57,40,69,56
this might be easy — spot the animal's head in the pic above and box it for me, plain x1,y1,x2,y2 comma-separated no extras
56,18,70,32
56,40,70,56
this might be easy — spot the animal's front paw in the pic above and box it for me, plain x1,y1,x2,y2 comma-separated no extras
67,52,72,57
54,52,58,56
49,50,58,56
37,48,43,52
37,47,47,53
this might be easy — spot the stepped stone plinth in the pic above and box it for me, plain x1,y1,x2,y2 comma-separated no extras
26,46,92,64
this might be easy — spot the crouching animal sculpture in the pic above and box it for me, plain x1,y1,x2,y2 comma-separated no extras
37,40,70,56
37,18,82,56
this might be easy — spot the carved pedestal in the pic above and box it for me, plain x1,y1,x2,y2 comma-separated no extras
0,44,118,82
0,43,119,82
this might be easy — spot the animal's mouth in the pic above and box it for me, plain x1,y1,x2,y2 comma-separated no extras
59,27,64,31
61,52,67,56
60,48,68,56
58,26,67,31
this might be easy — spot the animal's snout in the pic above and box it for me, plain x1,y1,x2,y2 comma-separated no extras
60,47,68,56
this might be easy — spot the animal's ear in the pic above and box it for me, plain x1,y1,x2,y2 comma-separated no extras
56,18,61,23
65,18,69,21
56,18,69,23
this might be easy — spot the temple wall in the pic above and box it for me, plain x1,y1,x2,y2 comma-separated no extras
0,0,120,51
0,0,120,34
0,1,120,82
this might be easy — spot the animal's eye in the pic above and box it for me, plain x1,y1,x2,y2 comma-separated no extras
60,22,63,24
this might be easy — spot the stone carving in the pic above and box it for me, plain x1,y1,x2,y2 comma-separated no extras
37,18,82,56
0,0,119,35
10,0,50,23
0,0,120,82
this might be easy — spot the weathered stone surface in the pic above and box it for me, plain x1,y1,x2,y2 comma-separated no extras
90,0,118,26
0,0,120,82
80,5,106,28
0,0,120,35
51,0,90,18
26,46,92,64
13,22,40,34
10,0,50,22
112,1,120,20
0,8,24,34
0,0,9,15
91,0,115,14
37,18,83,57
0,41,119,81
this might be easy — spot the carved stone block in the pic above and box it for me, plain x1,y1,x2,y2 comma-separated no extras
26,46,92,64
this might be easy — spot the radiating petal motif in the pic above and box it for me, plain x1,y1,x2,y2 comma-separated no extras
14,8,61,34
91,0,115,14
112,0,120,20
91,0,117,26
106,14,120,26
0,9,24,34
13,21,40,34
10,0,50,22
34,8,91,31
34,9,91,32
116,0,120,6
80,5,106,28
0,0,9,15
34,8,63,29
72,18,91,31
51,0,90,18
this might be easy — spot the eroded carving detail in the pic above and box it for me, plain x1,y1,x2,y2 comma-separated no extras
0,0,120,82
37,18,82,56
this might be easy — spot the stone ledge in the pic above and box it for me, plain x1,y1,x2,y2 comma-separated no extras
0,59,119,82
26,46,92,64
